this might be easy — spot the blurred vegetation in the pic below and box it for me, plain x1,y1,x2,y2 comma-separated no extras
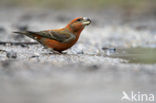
0,0,156,17
0,0,156,10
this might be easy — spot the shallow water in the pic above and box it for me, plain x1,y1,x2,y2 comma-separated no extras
107,48,156,64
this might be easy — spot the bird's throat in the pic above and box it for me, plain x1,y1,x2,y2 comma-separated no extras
65,24,84,35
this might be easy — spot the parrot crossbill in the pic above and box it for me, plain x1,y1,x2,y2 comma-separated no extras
14,17,91,54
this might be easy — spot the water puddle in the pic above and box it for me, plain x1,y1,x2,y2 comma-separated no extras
104,48,156,64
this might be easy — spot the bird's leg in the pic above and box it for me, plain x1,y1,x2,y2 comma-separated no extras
59,51,67,54
42,46,61,55
51,49,67,54
47,48,62,54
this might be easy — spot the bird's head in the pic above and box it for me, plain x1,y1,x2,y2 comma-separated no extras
66,17,91,33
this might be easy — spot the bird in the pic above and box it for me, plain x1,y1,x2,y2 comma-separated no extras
14,17,91,54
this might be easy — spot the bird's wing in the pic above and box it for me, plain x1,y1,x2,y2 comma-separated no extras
28,30,76,43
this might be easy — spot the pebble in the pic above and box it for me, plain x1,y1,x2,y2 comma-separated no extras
77,50,84,54
6,51,17,59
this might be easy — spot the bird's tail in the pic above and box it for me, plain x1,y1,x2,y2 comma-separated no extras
13,31,27,34
13,31,41,40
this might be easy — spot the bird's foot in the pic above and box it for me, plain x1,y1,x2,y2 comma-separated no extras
47,48,64,55
52,51,67,55
59,51,67,54
51,50,62,55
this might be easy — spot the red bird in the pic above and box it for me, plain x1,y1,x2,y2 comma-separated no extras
14,17,91,54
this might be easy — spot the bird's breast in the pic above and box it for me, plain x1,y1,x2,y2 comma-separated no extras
41,38,78,52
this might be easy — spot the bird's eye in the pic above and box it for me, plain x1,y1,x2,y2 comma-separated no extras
77,19,81,21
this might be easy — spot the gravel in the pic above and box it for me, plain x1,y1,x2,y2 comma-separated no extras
0,8,156,103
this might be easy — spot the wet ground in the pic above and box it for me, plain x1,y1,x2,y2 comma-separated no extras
108,48,156,64
0,8,156,103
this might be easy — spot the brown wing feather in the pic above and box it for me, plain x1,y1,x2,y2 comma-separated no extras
29,30,71,42
14,30,75,43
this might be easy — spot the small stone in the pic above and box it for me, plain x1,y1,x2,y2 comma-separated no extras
102,47,116,56
31,53,40,58
20,44,28,48
31,55,39,58
108,48,116,53
77,50,84,54
102,47,109,50
0,49,6,53
6,51,17,59
102,47,116,52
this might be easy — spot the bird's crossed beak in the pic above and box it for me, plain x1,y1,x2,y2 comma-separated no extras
82,17,91,26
